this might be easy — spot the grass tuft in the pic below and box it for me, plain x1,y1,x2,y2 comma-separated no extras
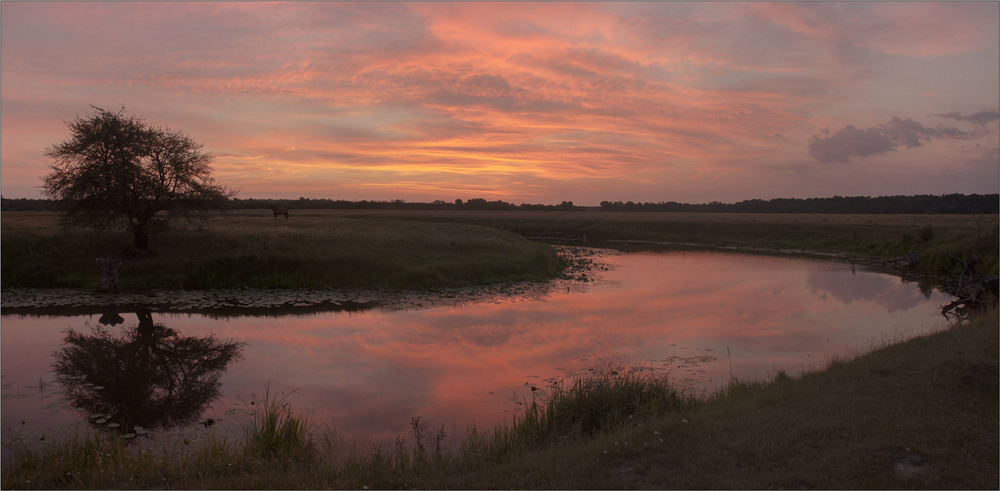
523,364,693,441
239,385,313,461
459,364,694,464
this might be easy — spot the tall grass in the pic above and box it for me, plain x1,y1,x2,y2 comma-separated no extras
516,364,692,442
239,385,313,461
446,363,695,470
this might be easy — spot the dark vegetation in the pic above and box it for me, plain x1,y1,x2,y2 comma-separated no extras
2,209,996,305
39,106,234,250
348,210,999,289
3,192,997,214
0,211,565,291
599,193,999,214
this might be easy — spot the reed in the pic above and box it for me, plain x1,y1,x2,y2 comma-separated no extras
238,385,313,461
518,364,693,442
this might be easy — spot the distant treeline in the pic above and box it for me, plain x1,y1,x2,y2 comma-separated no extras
0,196,584,212
2,194,996,214
225,197,586,212
599,194,999,214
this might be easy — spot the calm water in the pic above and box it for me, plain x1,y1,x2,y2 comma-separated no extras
1,250,952,449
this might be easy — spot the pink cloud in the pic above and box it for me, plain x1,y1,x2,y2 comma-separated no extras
745,2,998,59
2,2,997,202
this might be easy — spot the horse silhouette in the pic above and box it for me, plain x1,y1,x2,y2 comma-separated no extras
270,205,288,220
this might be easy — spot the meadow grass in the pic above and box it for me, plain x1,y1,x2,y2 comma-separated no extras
1,210,565,290
3,308,996,489
334,209,999,279
4,210,994,292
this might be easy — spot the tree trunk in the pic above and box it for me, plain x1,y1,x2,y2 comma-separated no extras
133,228,149,250
132,213,153,250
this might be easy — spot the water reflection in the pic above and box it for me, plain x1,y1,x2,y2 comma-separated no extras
52,307,244,434
806,269,932,312
2,251,952,448
98,305,125,326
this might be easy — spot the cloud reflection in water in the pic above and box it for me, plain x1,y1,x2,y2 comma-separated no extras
2,251,952,447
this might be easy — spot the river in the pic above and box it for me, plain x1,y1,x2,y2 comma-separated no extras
1,249,952,452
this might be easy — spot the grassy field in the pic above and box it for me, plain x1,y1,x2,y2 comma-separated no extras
2,209,996,291
332,209,999,278
3,308,996,489
1,210,565,290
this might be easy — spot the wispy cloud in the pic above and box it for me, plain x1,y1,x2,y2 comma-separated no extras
933,110,999,127
2,1,997,202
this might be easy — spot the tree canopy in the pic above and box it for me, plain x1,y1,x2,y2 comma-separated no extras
43,106,234,249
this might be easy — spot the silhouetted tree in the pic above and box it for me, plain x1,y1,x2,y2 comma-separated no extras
42,106,235,250
52,307,244,433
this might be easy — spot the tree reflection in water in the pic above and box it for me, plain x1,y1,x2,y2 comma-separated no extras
52,307,244,434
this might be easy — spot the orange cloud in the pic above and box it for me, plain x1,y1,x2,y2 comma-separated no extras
2,1,997,202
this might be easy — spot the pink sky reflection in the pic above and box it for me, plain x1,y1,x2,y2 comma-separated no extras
2,252,951,446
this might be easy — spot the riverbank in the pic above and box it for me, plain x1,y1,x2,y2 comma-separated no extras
3,308,995,489
443,307,999,489
0,245,611,316
3,210,995,316
3,210,996,292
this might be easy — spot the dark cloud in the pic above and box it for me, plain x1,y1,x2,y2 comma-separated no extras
809,116,974,163
933,110,999,126
808,125,895,163
879,117,931,148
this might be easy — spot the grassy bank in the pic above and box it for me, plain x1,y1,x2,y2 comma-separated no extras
1,211,564,290
2,210,996,291
461,306,997,489
3,309,995,489
333,209,999,280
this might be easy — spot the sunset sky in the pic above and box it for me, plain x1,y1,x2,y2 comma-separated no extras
2,1,998,205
